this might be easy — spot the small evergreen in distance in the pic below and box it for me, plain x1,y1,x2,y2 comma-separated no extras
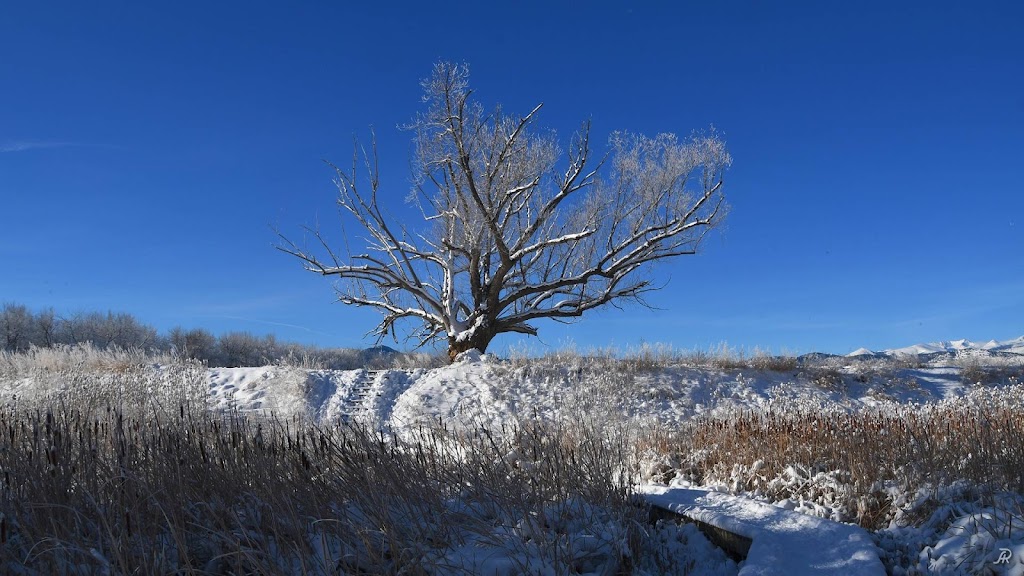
0,302,439,369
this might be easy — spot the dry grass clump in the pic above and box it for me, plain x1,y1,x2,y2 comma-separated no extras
0,344,176,376
700,345,799,373
386,350,448,370
648,398,1024,530
504,342,806,376
0,399,664,575
747,354,799,373
501,342,1024,389
800,365,845,390
958,354,1024,386
0,344,207,418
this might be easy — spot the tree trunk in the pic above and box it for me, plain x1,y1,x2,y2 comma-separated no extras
447,329,496,363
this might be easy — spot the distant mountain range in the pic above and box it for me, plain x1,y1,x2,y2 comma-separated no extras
847,336,1024,358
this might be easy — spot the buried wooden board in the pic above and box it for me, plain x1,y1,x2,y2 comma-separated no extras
639,487,886,576
648,502,752,562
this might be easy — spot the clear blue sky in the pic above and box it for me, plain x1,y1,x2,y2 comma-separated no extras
2,1,1021,355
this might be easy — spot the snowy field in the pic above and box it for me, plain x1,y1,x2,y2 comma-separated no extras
207,342,1023,431
1,339,1023,574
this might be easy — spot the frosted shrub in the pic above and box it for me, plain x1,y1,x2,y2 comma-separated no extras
646,396,1024,529
0,343,206,416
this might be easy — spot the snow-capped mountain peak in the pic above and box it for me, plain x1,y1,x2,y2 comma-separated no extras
854,336,1024,357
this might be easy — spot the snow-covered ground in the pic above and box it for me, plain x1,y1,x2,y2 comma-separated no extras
196,345,1024,575
642,486,885,575
205,348,1021,433
3,341,1022,574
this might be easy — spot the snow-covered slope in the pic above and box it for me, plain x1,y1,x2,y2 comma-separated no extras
203,351,1021,434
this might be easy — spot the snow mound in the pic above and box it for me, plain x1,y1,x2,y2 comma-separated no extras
641,487,885,575
199,359,1024,433
453,348,484,363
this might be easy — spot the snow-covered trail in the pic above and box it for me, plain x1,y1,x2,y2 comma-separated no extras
899,367,964,398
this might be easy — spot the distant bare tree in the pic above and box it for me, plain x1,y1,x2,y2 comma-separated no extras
218,331,275,368
281,62,731,361
169,327,218,363
60,311,158,350
1,303,33,352
33,308,58,347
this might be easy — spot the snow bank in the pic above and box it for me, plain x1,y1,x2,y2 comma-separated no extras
641,487,885,575
204,361,1020,434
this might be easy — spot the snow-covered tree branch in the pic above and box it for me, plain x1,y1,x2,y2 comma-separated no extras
279,62,731,361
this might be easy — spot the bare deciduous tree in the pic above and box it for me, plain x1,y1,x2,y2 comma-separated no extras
1,303,33,352
60,311,158,350
280,62,731,361
34,308,57,347
169,326,218,363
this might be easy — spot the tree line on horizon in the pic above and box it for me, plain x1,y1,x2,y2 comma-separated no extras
0,302,412,369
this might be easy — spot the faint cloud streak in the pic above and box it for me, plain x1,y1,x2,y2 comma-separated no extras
0,141,122,153
214,315,340,339
185,295,345,339
188,295,296,315
1,141,74,152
